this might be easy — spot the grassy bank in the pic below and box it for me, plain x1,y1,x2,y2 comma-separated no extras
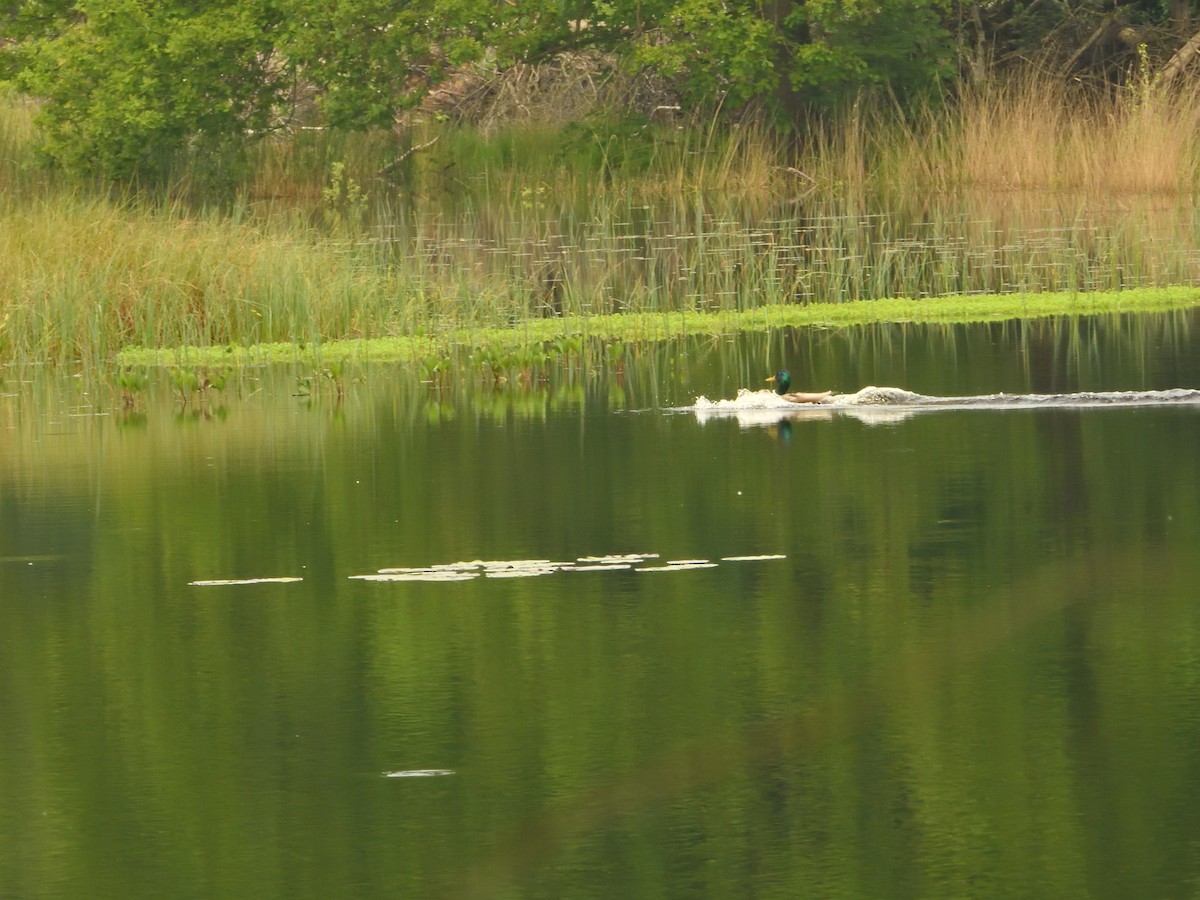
116,286,1200,368
4,73,1200,370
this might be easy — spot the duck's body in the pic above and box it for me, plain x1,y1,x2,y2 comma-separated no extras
766,370,833,404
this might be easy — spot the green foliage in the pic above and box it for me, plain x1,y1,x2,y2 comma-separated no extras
631,0,780,108
203,368,230,393
116,364,147,407
0,0,961,181
168,366,200,403
12,0,287,180
321,160,369,232
115,287,1200,370
555,116,660,176
1,0,491,177
6,0,1199,183
282,0,449,129
785,0,953,109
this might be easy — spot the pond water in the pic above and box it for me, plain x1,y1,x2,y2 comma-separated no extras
3,313,1200,898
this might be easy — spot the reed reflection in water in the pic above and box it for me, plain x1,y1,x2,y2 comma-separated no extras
1,314,1199,898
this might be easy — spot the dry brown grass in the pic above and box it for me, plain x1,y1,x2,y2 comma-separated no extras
423,50,680,132
252,59,1200,208
906,73,1200,196
727,68,1200,212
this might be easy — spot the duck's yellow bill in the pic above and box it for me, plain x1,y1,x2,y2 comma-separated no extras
764,375,776,383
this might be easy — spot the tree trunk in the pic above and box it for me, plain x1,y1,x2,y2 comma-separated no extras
1160,27,1200,88
759,0,806,122
1171,0,1190,31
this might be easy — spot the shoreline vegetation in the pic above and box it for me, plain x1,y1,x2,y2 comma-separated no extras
5,69,1200,374
116,287,1200,368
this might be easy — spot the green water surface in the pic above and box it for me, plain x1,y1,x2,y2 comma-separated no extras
2,315,1200,898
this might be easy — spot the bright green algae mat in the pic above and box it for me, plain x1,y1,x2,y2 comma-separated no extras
117,287,1200,367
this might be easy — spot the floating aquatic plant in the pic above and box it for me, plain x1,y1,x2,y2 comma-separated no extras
419,354,449,386
350,572,480,583
721,554,787,561
637,563,720,572
169,368,201,404
321,359,349,397
116,367,148,409
189,577,304,586
203,369,231,394
577,553,659,563
349,552,779,583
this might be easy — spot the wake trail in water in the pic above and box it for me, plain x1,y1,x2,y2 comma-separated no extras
691,386,1200,425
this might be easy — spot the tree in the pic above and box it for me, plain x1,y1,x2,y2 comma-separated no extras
626,0,953,116
0,0,960,180
1,0,503,177
7,0,289,179
281,0,485,129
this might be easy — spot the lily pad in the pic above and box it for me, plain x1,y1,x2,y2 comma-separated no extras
350,572,479,582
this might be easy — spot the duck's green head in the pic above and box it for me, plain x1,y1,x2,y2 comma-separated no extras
765,370,791,395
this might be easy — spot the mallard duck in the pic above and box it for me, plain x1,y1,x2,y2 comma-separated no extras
766,370,833,404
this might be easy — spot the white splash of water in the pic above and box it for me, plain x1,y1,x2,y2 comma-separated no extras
693,388,801,411
694,385,1200,412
